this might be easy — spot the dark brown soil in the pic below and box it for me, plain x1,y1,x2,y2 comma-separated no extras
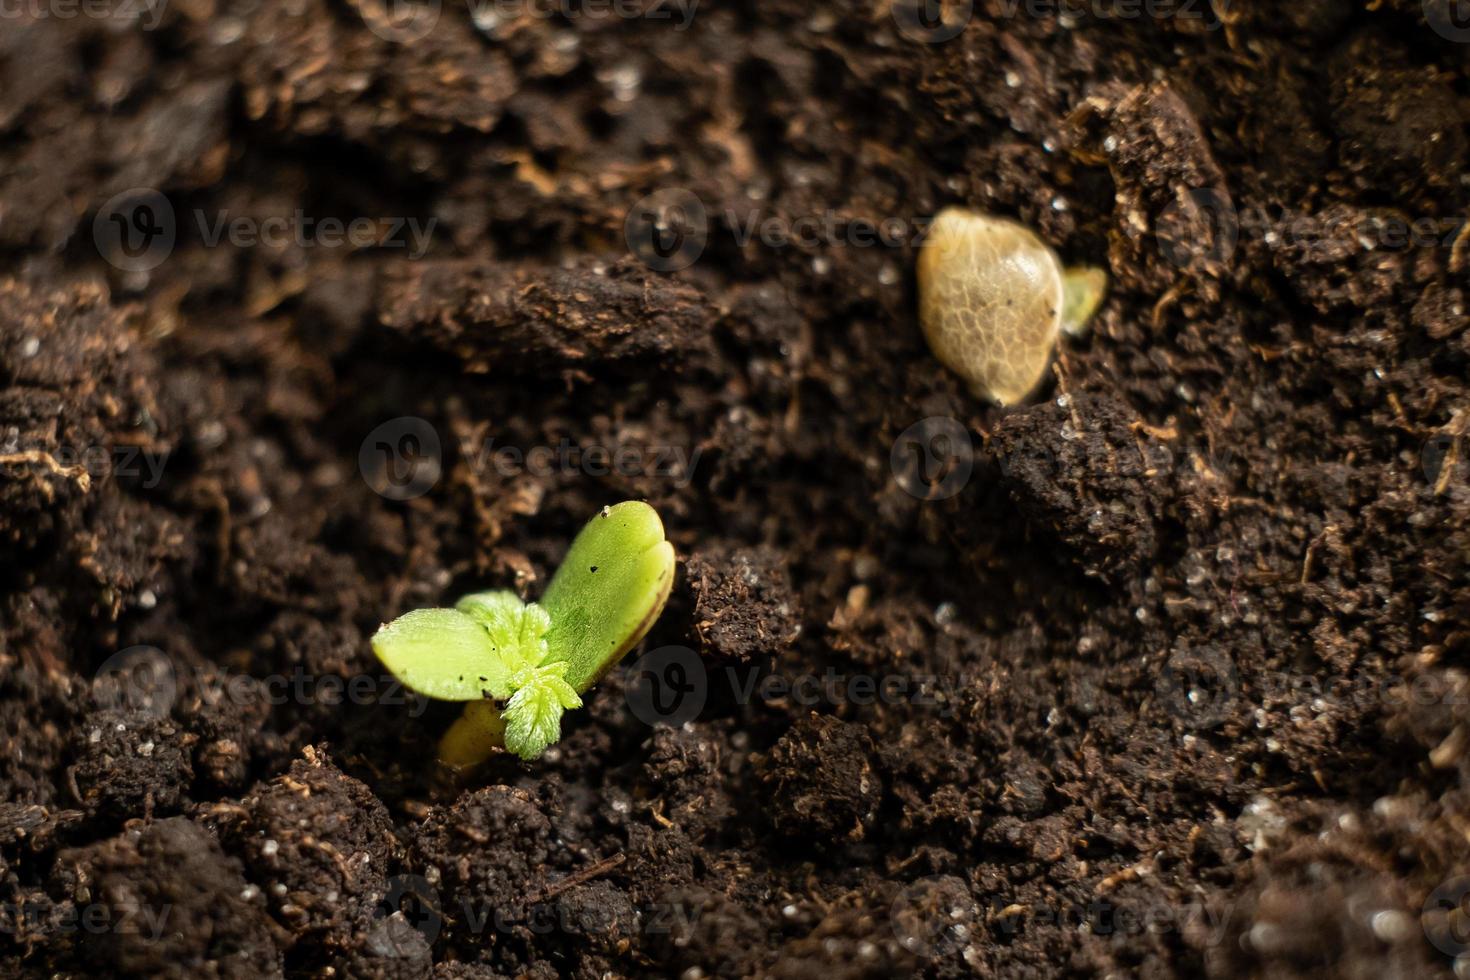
3,2,1470,978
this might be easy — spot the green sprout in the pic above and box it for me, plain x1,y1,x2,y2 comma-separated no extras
371,501,676,765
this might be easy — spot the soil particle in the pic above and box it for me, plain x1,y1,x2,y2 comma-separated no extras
1071,82,1232,298
0,278,174,580
0,32,229,252
430,964,515,979
67,708,194,824
1206,793,1458,979
177,660,278,795
885,874,976,971
755,714,881,845
875,719,984,853
52,816,284,978
768,898,916,980
640,726,735,840
376,256,713,377
238,0,516,143
642,886,774,979
622,821,698,904
1329,34,1467,202
198,748,400,962
552,879,638,956
684,544,802,663
0,802,80,857
1238,67,1332,201
411,785,559,930
1412,282,1469,342
0,656,85,806
1264,202,1410,315
992,392,1166,576
339,913,435,979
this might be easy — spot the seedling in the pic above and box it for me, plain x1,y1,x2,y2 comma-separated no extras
918,207,1107,405
372,501,676,766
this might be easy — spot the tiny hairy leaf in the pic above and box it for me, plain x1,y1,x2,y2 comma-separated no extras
501,661,583,760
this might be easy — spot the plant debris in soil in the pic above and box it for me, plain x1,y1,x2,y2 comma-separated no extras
3,3,1470,979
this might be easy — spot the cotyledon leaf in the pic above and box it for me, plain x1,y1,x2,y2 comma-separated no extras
370,607,514,701
540,501,676,693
